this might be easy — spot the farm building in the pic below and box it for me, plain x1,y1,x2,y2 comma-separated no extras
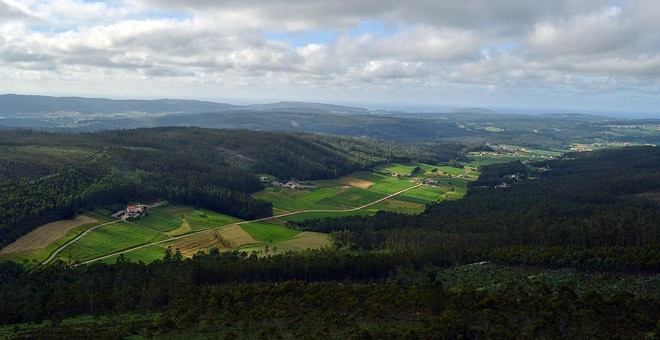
125,204,147,219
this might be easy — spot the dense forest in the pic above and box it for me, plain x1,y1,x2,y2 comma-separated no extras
290,146,660,271
0,248,657,338
0,128,462,248
0,129,657,338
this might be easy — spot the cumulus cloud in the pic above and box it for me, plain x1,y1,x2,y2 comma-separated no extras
0,0,657,112
0,1,35,21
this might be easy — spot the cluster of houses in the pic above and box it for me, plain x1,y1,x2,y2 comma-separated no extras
111,204,148,220
272,181,318,190
409,177,440,185
260,176,319,190
495,173,527,188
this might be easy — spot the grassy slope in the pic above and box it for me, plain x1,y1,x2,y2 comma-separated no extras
241,222,301,243
0,220,100,264
60,222,169,262
130,206,240,232
8,153,551,265
258,161,480,216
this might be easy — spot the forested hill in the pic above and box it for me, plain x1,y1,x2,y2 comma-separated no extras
0,94,237,115
293,146,660,271
0,146,657,338
3,94,659,147
0,127,462,248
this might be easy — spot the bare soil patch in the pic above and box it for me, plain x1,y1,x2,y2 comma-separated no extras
0,215,98,254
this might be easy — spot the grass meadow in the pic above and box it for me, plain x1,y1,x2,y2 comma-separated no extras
58,222,169,262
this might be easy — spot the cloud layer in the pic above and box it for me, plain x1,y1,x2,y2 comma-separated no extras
1,0,658,113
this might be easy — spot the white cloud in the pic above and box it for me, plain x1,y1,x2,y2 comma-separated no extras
0,0,657,113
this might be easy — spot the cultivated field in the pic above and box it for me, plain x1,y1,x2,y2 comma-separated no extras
0,215,106,264
130,205,240,233
169,225,258,257
257,162,477,219
57,222,170,262
3,157,536,264
0,215,98,255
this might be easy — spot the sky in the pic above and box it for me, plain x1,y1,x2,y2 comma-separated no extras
0,0,659,115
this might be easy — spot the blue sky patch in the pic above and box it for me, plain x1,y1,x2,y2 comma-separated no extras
264,30,338,48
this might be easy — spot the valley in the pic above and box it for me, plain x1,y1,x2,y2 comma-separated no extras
0,125,656,338
1,159,478,265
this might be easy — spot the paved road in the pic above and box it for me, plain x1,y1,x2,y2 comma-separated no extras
71,184,423,265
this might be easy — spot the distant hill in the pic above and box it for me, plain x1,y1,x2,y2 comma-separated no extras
0,94,238,116
245,101,372,115
0,94,657,147
446,108,498,115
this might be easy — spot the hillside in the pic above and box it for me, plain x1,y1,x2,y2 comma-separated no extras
0,94,237,116
1,94,658,147
294,146,660,271
0,146,657,338
0,127,461,249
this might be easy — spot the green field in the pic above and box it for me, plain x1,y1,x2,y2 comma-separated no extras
396,185,448,204
257,162,478,218
317,187,386,208
98,244,168,264
253,188,337,211
374,162,438,174
130,205,240,232
299,187,342,202
6,159,494,265
59,222,170,262
240,222,301,243
272,209,376,223
351,172,419,194
252,232,330,254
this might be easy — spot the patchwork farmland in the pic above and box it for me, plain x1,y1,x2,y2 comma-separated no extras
1,161,486,264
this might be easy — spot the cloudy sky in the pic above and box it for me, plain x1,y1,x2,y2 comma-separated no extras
1,0,659,114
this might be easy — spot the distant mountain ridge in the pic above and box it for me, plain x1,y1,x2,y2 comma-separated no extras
245,101,372,115
0,94,657,147
0,94,238,116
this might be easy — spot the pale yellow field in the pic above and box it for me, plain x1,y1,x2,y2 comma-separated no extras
165,219,192,236
170,225,258,257
275,232,331,250
379,199,423,209
341,177,374,189
0,215,98,254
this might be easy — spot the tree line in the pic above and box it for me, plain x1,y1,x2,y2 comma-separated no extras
0,127,465,248
288,147,660,271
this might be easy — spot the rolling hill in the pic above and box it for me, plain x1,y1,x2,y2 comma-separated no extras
2,94,658,147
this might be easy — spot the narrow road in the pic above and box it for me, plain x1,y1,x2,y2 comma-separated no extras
74,184,423,265
41,220,121,265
